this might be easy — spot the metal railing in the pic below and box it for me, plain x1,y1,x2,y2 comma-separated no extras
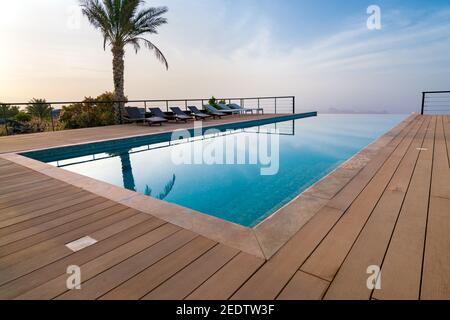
0,96,295,135
421,91,450,115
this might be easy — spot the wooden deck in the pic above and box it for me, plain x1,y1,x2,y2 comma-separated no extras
0,115,448,300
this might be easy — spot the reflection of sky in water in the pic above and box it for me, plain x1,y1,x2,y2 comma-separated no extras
52,114,407,227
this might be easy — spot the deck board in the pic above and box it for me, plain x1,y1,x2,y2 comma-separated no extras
0,218,166,299
300,118,425,282
323,117,431,299
0,115,448,300
231,117,419,300
421,116,450,300
142,244,239,300
372,117,436,300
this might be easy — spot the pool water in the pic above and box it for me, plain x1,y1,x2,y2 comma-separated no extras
25,114,407,227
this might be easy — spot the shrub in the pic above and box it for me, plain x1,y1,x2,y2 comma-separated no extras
0,104,20,119
208,96,217,107
59,92,118,129
14,112,32,122
219,99,226,105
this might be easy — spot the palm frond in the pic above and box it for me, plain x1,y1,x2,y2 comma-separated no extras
80,0,169,69
135,37,169,70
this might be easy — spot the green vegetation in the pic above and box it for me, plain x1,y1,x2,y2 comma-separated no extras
59,92,121,129
208,96,218,107
26,98,52,123
80,0,169,124
14,112,32,122
0,104,20,119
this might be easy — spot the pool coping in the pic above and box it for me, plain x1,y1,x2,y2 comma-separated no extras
0,113,417,259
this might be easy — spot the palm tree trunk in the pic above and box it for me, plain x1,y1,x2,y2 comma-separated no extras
112,46,126,124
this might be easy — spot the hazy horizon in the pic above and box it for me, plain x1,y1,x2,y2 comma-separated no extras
1,0,450,114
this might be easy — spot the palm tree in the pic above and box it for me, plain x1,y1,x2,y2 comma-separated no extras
80,0,169,124
26,98,52,124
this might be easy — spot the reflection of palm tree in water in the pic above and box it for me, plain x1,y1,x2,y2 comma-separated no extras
118,151,136,191
112,149,176,199
145,174,176,200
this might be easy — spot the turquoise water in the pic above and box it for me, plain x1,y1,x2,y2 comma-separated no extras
26,114,407,227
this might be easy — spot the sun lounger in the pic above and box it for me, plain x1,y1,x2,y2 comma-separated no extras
204,105,230,118
125,107,167,126
149,108,178,122
228,103,264,114
170,107,195,122
216,103,242,115
188,106,212,120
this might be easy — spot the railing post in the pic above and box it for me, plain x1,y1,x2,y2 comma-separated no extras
144,101,147,114
50,105,55,131
421,92,426,115
292,96,295,114
166,101,169,112
185,100,188,111
1,104,8,136
275,97,277,114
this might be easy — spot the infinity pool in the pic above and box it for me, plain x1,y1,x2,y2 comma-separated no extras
24,114,407,227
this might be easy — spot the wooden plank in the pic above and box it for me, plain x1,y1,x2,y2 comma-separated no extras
56,230,198,300
0,169,40,180
443,115,450,164
0,180,71,206
0,218,166,299
0,184,83,211
0,197,113,239
0,193,100,228
323,117,430,299
300,118,425,282
186,252,265,300
0,166,44,179
142,244,239,300
421,116,450,300
0,175,52,194
232,118,419,300
373,117,436,300
0,179,68,200
277,271,330,300
421,196,450,300
98,237,217,300
0,208,140,284
326,117,419,211
0,204,130,257
0,188,87,221
232,206,344,300
15,223,180,300
430,116,450,199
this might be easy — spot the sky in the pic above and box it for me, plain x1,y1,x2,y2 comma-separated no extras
1,0,450,113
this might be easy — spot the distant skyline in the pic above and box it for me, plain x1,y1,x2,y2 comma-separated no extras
1,0,450,113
